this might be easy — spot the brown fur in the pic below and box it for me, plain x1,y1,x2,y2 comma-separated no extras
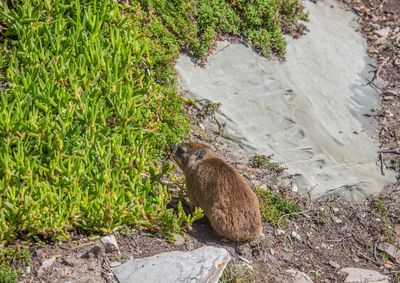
172,142,262,242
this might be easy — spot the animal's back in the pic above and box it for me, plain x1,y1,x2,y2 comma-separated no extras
186,157,262,242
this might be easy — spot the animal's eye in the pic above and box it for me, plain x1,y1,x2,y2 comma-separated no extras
194,149,205,161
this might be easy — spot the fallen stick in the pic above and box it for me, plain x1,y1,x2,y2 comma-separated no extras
380,150,400,155
379,152,385,176
367,57,389,85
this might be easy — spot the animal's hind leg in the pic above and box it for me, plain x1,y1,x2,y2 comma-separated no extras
209,208,239,241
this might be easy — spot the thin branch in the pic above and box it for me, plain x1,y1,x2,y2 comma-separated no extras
367,57,389,85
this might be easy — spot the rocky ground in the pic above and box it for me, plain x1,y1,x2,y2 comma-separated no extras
346,0,400,174
19,104,400,283
15,0,400,282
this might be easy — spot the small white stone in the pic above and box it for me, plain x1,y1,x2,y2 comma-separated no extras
374,27,391,38
333,217,342,224
292,184,299,193
24,266,31,274
275,229,286,236
40,257,56,269
110,261,122,268
329,260,340,269
332,207,339,213
101,235,120,254
173,233,185,246
269,248,275,255
291,231,301,241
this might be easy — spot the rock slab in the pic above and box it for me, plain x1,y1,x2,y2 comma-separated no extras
377,242,400,263
101,235,120,254
286,269,314,283
114,246,231,283
341,268,389,283
176,0,395,202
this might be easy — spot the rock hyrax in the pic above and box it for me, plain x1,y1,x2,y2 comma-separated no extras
172,141,262,242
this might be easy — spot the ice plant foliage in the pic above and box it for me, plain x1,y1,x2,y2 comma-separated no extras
0,0,304,241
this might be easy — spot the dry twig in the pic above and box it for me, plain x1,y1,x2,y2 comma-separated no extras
380,149,400,155
378,152,385,175
367,57,389,85
103,257,121,283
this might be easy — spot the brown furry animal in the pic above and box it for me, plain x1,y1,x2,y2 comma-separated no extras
172,141,262,242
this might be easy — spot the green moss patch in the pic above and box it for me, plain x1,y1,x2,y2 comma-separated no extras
257,189,300,226
0,245,30,283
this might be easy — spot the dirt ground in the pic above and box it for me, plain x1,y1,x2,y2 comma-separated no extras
346,0,400,174
15,0,400,282
20,103,400,283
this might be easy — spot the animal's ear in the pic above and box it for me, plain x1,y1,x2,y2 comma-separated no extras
194,149,206,161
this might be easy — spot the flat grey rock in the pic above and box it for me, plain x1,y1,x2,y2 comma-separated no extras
100,235,120,254
341,267,389,283
286,269,313,283
37,257,56,277
40,257,56,270
374,27,390,38
176,0,395,202
114,246,231,283
377,242,400,263
173,233,186,246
